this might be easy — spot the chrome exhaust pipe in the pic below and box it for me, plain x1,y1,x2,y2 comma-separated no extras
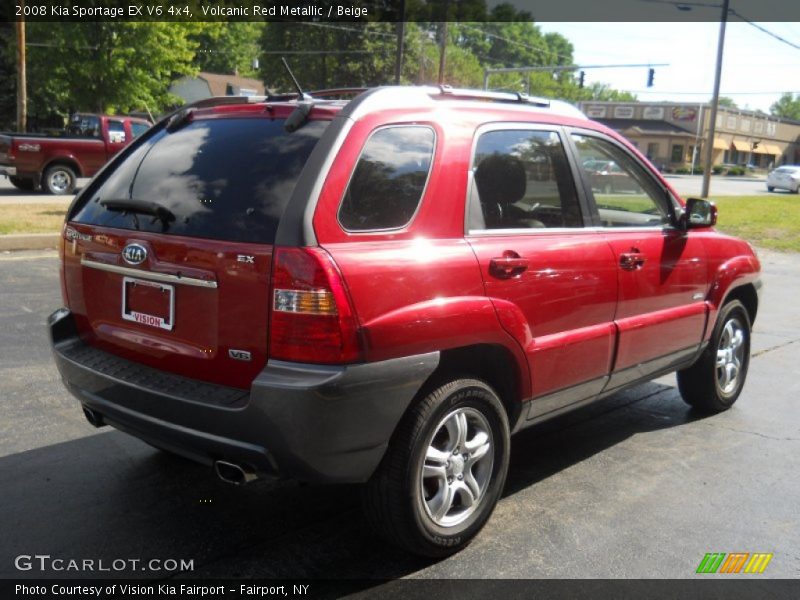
82,406,105,428
214,460,260,485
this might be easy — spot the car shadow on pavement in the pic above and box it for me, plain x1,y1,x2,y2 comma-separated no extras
504,380,707,497
0,380,710,584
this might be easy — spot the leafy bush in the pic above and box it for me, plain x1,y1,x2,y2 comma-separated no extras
727,166,746,176
674,166,692,174
712,165,725,175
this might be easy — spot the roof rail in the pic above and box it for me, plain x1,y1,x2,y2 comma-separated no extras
429,85,586,120
434,85,551,108
182,95,270,110
307,88,368,99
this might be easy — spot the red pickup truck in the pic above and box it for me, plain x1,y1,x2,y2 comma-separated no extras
0,113,151,194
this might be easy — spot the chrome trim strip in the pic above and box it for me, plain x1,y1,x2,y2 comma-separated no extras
467,225,673,236
81,258,218,289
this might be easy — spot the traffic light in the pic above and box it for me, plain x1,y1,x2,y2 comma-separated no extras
578,71,585,88
647,68,655,87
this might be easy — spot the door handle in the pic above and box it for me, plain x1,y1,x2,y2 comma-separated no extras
619,251,646,271
489,253,529,279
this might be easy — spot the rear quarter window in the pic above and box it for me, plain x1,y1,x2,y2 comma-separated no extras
338,125,435,232
71,117,328,244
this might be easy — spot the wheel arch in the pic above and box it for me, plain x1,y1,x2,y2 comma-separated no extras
43,157,82,179
416,343,527,431
705,253,761,339
722,283,759,326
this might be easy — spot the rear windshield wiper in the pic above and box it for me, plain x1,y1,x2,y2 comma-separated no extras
100,198,175,230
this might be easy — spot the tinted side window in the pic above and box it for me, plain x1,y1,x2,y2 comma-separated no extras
572,134,670,228
68,114,100,138
338,126,435,231
469,130,582,230
72,118,328,244
131,122,150,139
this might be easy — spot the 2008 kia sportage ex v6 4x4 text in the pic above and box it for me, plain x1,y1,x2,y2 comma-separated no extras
49,86,761,557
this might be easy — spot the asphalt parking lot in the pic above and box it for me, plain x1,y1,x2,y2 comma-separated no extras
0,248,798,583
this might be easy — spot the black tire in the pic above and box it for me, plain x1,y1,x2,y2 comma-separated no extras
9,176,35,192
362,378,510,558
42,164,77,195
677,300,751,413
766,186,774,192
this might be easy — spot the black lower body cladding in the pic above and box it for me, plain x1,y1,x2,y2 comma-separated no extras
48,309,439,483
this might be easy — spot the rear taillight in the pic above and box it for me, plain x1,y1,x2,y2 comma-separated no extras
269,247,362,364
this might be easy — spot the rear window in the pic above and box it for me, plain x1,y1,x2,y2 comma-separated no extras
71,117,328,244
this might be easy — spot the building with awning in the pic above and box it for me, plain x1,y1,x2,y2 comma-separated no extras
578,100,800,170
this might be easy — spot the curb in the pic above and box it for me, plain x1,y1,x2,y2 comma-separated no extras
0,233,60,252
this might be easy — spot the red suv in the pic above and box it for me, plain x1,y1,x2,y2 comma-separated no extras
49,87,761,557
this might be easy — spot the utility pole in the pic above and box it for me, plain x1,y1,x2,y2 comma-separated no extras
437,0,450,85
437,21,448,85
16,2,27,132
701,0,729,198
394,1,405,85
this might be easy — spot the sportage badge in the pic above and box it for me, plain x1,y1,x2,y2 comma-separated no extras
122,243,147,265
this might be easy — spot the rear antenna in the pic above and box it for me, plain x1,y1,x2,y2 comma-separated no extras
282,57,312,101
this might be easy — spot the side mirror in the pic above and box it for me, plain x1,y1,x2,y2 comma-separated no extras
682,197,717,229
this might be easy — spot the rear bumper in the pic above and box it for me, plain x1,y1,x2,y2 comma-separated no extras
49,308,439,483
0,166,17,177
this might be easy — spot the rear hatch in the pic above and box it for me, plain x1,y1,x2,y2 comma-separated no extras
62,106,331,389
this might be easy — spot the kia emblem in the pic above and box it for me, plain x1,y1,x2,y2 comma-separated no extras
122,243,147,265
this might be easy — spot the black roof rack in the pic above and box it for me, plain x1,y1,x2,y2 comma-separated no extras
434,85,551,108
307,88,369,100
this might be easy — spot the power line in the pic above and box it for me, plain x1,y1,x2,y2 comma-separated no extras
298,21,396,39
729,10,800,52
459,24,576,65
629,90,800,95
261,50,371,55
642,0,800,51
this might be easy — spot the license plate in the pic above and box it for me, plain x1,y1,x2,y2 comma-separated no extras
121,277,174,331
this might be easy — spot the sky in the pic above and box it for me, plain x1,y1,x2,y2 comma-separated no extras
537,22,800,113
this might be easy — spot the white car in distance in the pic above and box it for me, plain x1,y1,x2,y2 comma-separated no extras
766,165,800,193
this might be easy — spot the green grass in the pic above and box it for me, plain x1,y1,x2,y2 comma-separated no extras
0,203,67,234
712,195,800,252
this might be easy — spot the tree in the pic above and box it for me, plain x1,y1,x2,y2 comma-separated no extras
770,93,800,121
22,22,198,120
0,23,15,130
260,22,411,91
191,22,264,78
717,96,738,108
